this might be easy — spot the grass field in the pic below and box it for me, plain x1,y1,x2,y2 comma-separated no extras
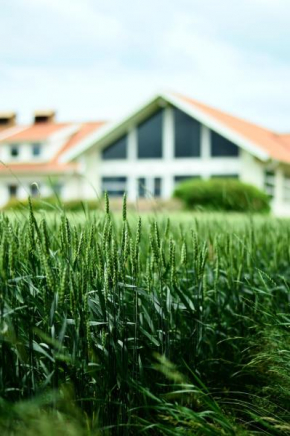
1,197,290,435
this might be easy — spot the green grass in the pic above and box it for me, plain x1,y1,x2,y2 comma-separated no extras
1,196,290,435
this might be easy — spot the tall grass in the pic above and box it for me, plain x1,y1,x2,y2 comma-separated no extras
1,196,290,434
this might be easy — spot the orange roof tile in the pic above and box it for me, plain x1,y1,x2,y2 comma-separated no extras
174,93,290,163
0,122,70,142
53,121,106,162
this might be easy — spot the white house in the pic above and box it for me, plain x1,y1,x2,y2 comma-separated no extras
61,92,290,216
1,92,290,215
0,111,105,206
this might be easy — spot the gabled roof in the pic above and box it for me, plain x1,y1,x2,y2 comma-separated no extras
172,93,290,163
61,92,290,164
0,123,71,142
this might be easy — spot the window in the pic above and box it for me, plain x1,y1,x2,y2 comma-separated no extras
174,175,201,184
283,174,290,202
211,131,239,157
211,174,239,179
30,183,40,197
53,183,63,196
101,177,127,197
154,178,162,197
264,170,275,198
137,109,163,159
138,178,146,198
32,143,42,157
174,108,201,157
102,136,127,160
10,144,19,158
8,184,18,198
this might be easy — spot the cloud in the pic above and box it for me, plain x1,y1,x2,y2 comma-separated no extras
0,0,289,131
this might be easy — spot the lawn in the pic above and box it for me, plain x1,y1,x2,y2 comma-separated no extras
1,198,290,435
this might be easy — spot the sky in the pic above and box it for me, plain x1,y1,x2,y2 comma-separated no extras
0,0,290,131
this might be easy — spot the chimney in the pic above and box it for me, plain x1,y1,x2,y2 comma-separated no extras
0,112,16,127
34,110,56,124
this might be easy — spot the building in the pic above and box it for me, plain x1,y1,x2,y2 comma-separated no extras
61,92,290,216
0,110,105,206
1,92,290,215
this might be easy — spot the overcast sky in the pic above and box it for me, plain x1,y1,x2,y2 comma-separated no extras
1,0,290,131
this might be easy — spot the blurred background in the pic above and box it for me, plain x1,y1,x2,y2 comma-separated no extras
1,0,290,130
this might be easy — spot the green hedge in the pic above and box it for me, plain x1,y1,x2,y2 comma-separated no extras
3,197,100,212
174,178,271,212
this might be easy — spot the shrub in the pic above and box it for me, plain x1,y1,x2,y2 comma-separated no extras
62,199,99,212
174,178,271,212
3,197,100,212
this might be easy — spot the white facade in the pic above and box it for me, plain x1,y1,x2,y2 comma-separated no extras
1,93,290,216
0,122,82,207
69,99,288,215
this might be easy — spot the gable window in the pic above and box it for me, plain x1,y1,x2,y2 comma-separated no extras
32,143,42,157
101,176,127,197
10,144,19,158
211,131,239,157
102,135,127,160
8,184,18,198
174,109,201,157
137,109,163,159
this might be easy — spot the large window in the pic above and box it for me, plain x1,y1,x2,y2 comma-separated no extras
137,110,163,159
174,109,201,157
211,131,239,157
101,177,127,197
102,135,127,160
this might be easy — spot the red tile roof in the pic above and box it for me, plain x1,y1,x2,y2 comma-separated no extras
0,122,71,142
174,93,290,163
53,121,106,162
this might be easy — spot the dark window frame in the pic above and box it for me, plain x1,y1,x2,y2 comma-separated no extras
8,184,18,197
154,177,162,197
10,144,19,157
32,143,42,157
210,131,239,157
138,177,146,198
174,108,201,158
137,109,163,159
174,175,201,184
101,176,127,197
102,135,127,160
